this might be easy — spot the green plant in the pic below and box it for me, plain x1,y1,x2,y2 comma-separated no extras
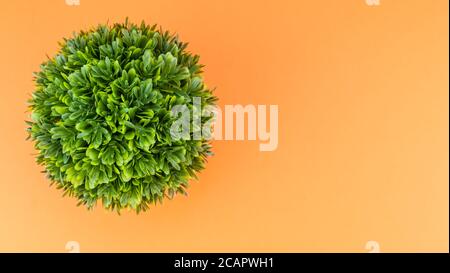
27,20,216,213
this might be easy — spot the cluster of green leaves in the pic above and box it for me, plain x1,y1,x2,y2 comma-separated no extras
27,20,217,213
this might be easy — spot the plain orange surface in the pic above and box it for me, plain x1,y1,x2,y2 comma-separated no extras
0,0,448,252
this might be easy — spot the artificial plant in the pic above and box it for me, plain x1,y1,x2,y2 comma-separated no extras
27,20,216,212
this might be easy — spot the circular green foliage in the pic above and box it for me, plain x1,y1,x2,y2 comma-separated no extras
27,21,216,212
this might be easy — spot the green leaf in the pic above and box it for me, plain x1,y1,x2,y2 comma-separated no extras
92,129,103,148
86,148,99,161
88,167,99,189
124,130,135,140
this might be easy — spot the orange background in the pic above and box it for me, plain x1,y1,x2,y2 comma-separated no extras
0,0,448,252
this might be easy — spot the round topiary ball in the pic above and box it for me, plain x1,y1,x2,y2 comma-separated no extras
27,21,216,213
